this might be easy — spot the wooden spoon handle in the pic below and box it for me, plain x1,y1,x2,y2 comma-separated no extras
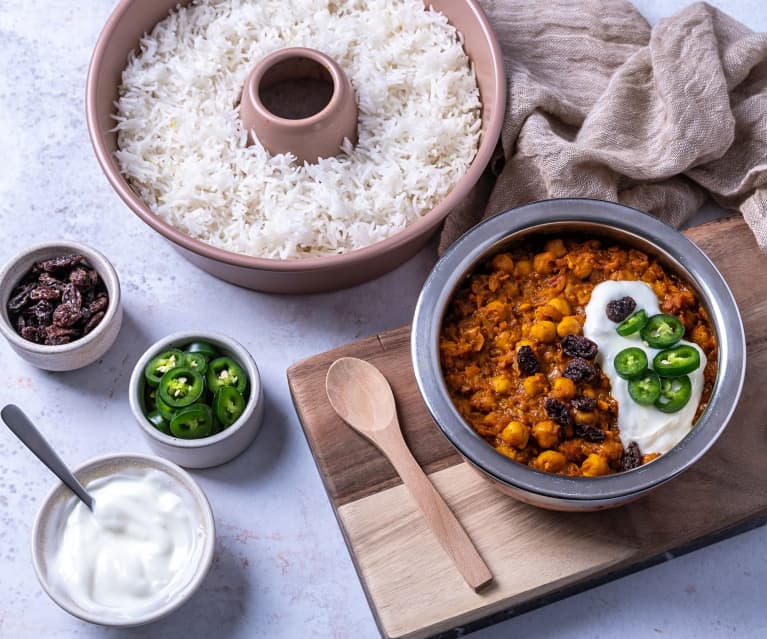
373,423,493,591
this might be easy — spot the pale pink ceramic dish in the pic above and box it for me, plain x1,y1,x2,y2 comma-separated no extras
86,0,506,293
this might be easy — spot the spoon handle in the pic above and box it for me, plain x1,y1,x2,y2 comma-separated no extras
1,405,94,511
372,423,493,592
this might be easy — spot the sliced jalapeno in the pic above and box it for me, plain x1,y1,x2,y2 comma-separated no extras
213,386,246,428
184,351,209,375
653,345,701,377
616,309,648,337
614,347,648,380
628,370,661,405
159,367,205,408
144,349,185,388
170,404,213,439
156,395,176,421
146,409,171,435
186,341,219,358
144,386,158,411
654,375,692,413
640,314,684,348
207,357,248,394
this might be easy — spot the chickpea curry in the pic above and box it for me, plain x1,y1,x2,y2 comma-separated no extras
439,237,717,477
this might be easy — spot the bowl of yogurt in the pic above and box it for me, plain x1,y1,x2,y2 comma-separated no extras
412,198,745,511
31,453,215,626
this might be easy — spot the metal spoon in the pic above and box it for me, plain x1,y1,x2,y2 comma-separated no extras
1,404,94,511
325,357,493,591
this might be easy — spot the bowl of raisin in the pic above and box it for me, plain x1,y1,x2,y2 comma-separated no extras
0,241,123,371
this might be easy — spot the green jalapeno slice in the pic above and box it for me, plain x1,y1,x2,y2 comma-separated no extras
159,367,205,408
144,349,185,388
614,347,648,380
654,375,692,413
653,345,701,377
156,395,176,421
146,408,171,435
186,341,219,358
616,309,648,337
170,404,213,439
183,351,209,375
206,357,248,394
628,370,661,405
640,314,684,348
213,386,246,428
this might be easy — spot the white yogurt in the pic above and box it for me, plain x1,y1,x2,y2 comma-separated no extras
50,469,205,619
583,280,705,455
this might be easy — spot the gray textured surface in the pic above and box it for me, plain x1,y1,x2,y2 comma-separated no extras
0,1,765,637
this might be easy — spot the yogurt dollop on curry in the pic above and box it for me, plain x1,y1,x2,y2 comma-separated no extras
439,237,717,477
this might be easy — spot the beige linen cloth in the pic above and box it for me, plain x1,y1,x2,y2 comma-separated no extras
440,1,767,252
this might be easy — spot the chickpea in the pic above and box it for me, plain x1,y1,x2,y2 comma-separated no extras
551,377,576,401
496,444,519,461
515,259,533,276
494,331,512,350
535,450,566,473
535,305,563,322
518,301,533,312
556,315,582,337
548,296,572,316
532,251,557,274
530,321,556,343
571,259,593,280
573,409,597,426
544,238,567,258
491,252,515,274
523,373,549,398
581,453,610,477
490,375,512,394
500,421,530,448
532,419,559,448
483,300,507,315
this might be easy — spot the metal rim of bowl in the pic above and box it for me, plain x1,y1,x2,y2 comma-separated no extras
85,0,506,273
30,452,216,627
0,240,121,355
128,330,261,450
411,198,746,503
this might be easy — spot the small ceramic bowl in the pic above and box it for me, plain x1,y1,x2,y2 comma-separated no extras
129,331,264,468
31,453,216,627
0,241,123,371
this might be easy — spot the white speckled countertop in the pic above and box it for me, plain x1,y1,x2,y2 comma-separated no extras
0,1,765,637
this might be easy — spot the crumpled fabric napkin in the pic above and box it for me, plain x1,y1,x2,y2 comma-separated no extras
440,1,767,252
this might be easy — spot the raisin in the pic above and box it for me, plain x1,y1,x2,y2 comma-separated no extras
38,273,65,290
561,334,598,360
571,395,597,411
563,358,597,383
28,300,53,326
544,397,573,427
575,423,606,443
68,267,91,288
44,325,78,346
7,283,35,314
516,345,540,376
33,254,84,273
605,296,636,322
29,286,61,302
88,293,108,315
20,326,42,343
52,303,81,328
61,283,82,311
83,311,105,335
620,441,642,471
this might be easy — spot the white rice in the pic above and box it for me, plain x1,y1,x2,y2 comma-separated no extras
113,0,481,259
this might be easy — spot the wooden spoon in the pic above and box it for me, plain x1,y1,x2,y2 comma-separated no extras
325,357,493,591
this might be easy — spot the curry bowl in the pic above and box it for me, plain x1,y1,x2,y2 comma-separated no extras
86,0,505,293
411,199,745,511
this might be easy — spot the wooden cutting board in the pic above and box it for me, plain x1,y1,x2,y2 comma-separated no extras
287,216,767,639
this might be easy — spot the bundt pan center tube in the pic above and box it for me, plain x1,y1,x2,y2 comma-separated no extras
86,0,505,293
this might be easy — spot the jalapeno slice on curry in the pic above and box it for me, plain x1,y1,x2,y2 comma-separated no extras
640,313,684,348
213,386,246,427
653,345,701,377
628,370,661,405
654,375,692,413
170,404,213,439
144,349,186,388
614,347,648,380
616,309,648,337
159,367,205,408
206,357,247,394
